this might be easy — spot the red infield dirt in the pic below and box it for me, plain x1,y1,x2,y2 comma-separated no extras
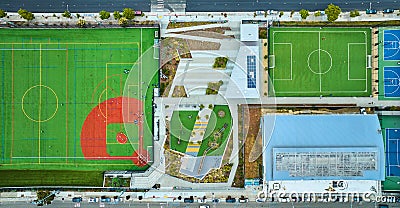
80,96,148,166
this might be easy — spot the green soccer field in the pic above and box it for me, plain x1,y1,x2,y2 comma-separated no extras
0,28,159,171
269,27,371,97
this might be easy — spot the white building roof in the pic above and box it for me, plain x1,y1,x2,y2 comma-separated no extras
240,24,259,42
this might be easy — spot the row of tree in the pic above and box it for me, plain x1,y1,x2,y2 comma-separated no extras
3,8,138,22
299,4,341,22
3,4,344,23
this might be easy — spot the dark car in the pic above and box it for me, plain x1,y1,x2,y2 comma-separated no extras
183,198,194,203
212,198,220,203
226,197,236,203
383,9,394,13
366,9,377,14
72,197,82,203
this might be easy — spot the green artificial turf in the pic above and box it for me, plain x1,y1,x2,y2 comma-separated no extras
169,110,198,153
0,28,158,172
269,27,371,97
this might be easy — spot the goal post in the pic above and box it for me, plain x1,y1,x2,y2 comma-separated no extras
367,55,372,68
269,55,275,69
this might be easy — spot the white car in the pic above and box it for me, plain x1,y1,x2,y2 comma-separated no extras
256,198,265,203
88,198,98,203
239,198,249,203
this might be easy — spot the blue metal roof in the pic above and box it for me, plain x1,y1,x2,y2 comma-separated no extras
247,55,256,88
262,114,385,181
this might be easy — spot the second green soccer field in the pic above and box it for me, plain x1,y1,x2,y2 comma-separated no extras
269,27,371,97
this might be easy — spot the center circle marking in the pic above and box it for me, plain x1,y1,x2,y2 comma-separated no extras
21,85,59,122
307,49,333,75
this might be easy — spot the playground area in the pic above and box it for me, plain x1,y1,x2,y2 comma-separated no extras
169,105,232,157
269,27,371,97
0,28,159,171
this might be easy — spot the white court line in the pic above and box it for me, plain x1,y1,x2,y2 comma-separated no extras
347,43,368,81
272,43,292,80
319,32,321,92
383,31,400,60
0,49,66,51
276,90,368,93
387,128,391,176
383,69,400,97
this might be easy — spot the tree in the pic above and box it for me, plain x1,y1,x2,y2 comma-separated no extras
36,191,55,205
350,10,360,17
314,11,322,17
118,17,128,26
77,19,86,28
25,12,35,21
62,10,71,18
290,10,295,17
18,8,34,21
99,10,110,20
18,8,27,17
113,11,122,20
122,8,135,20
0,9,7,18
279,11,284,17
299,9,309,19
325,3,341,22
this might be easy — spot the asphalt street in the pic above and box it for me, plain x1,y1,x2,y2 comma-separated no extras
1,201,399,208
0,0,398,13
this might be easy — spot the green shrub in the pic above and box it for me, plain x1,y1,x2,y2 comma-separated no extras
213,57,228,69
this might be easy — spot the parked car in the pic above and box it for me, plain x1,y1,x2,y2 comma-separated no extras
383,9,394,13
239,198,249,203
366,9,377,14
212,198,220,203
256,198,265,203
184,198,194,203
199,205,210,208
72,197,82,203
100,198,111,203
88,198,98,203
225,196,236,203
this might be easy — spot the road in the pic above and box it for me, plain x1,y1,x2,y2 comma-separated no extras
1,201,399,208
0,0,398,13
185,0,398,12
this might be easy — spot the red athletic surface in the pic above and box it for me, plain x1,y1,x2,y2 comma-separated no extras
80,96,148,166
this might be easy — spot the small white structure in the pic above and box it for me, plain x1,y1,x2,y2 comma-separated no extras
240,24,259,42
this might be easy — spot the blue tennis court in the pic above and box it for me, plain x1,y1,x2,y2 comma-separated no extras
384,67,400,98
386,128,400,177
383,30,400,61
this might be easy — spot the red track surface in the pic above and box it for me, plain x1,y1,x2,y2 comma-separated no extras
80,96,148,166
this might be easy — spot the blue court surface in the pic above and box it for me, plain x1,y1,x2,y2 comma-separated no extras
386,128,400,177
383,30,400,61
384,67,400,98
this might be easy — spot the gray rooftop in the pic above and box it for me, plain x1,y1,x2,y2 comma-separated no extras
262,114,385,181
